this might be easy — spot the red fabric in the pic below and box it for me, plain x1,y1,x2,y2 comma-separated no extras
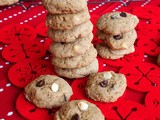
0,24,37,44
0,0,160,120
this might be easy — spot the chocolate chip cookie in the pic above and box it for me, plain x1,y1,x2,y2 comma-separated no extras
51,44,97,68
54,58,99,79
49,33,93,58
85,71,127,102
96,43,135,59
24,75,73,109
0,0,19,6
46,10,90,30
54,100,105,120
97,12,139,35
42,0,87,14
48,21,93,42
97,29,137,50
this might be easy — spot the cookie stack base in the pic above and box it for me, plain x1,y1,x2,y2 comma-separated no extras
54,58,98,79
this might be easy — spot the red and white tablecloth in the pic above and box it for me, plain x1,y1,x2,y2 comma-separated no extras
0,0,160,120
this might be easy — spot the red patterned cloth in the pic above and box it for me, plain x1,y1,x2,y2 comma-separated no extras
0,0,160,120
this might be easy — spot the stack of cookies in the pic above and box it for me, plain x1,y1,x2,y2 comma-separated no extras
42,0,98,79
96,12,139,59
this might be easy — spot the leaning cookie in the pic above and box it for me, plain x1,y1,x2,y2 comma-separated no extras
97,29,137,50
96,43,135,59
49,33,93,58
54,58,98,79
52,44,97,69
157,54,160,66
97,12,139,35
48,21,93,42
54,100,105,120
96,43,123,59
42,0,87,14
46,9,90,30
110,45,135,55
85,71,127,102
24,75,73,109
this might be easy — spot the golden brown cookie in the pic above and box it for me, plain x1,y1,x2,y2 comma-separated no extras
48,21,93,42
97,12,139,35
85,71,127,102
46,9,90,30
54,100,105,120
24,75,73,109
49,33,93,58
54,58,99,79
51,44,97,68
42,0,87,14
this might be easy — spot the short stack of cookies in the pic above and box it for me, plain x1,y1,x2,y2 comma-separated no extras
42,0,98,79
96,12,139,59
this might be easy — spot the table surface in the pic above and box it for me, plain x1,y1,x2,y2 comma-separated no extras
0,0,160,120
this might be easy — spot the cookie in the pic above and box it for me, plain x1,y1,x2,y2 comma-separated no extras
96,43,135,59
24,75,73,109
54,100,105,120
49,33,93,58
0,0,19,6
51,44,97,68
97,29,137,50
54,58,98,79
85,71,126,102
48,21,93,42
110,45,135,55
157,54,160,66
46,10,90,30
42,0,87,14
97,12,139,35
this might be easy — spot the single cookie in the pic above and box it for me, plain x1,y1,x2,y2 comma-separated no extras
54,58,98,79
49,33,93,58
110,45,135,55
24,75,73,109
85,71,127,102
51,44,97,68
54,100,105,120
97,29,137,50
96,43,135,59
48,21,93,42
97,12,139,35
42,0,87,14
0,0,19,6
46,9,90,30
96,43,123,59
157,54,160,66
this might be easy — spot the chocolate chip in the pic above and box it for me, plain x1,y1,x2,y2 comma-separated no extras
99,80,108,87
36,79,45,87
113,35,123,40
111,16,116,19
64,95,67,101
71,113,80,120
120,12,127,17
61,42,65,45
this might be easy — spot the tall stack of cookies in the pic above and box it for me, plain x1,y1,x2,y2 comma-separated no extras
96,12,139,59
42,0,98,79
